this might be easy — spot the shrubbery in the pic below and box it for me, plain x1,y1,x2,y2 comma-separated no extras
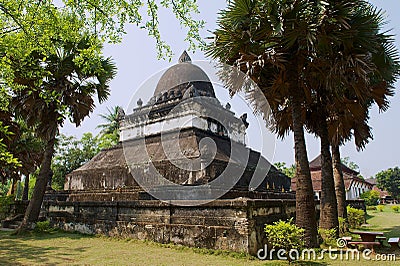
338,217,348,236
264,218,304,262
0,195,14,220
34,220,53,233
377,205,385,212
392,206,399,213
318,228,337,247
346,206,365,228
360,190,380,206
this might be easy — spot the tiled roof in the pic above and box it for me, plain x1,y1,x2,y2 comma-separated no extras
290,155,373,192
309,154,360,176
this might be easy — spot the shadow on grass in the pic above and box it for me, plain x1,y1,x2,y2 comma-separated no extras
376,225,400,238
292,261,328,266
0,230,90,265
365,213,374,220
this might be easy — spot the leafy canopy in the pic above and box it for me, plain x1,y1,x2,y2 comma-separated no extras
376,167,400,198
360,190,380,206
274,162,295,178
0,0,204,59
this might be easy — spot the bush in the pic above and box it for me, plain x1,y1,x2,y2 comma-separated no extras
366,206,377,211
392,206,399,213
0,195,14,220
377,205,385,212
338,217,348,236
34,220,52,233
264,218,304,262
347,206,365,228
318,228,337,247
360,190,380,206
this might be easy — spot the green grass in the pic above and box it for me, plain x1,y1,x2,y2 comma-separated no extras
363,205,400,239
0,206,399,265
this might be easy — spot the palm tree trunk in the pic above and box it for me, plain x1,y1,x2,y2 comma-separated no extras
17,133,56,231
291,92,318,248
319,117,339,234
22,174,30,201
332,144,347,219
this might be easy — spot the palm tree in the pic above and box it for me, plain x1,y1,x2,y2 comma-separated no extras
207,0,321,247
97,106,122,135
9,34,116,230
208,0,400,244
305,0,399,229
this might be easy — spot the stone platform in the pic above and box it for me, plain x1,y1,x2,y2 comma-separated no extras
43,194,298,255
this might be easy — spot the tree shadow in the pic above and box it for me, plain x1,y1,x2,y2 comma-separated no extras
0,231,90,265
365,213,373,220
292,261,328,266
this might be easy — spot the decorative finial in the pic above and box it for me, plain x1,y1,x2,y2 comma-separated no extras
179,50,191,63
116,106,125,121
240,113,249,129
137,98,143,107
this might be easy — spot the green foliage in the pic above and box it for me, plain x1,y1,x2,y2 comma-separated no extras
377,205,385,212
28,176,36,199
95,105,121,150
0,0,203,60
51,127,120,189
14,180,23,200
274,162,296,178
95,132,119,151
391,206,399,213
341,157,360,172
34,220,53,233
0,180,11,196
264,218,304,261
366,206,377,211
318,228,337,247
360,190,380,206
0,195,14,220
346,206,365,228
1,10,117,225
376,167,400,198
0,121,20,169
97,106,122,135
338,217,348,236
52,133,99,190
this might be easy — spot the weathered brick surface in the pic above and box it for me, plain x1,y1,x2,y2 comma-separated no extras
43,197,301,255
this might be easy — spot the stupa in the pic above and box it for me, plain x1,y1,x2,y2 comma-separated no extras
45,52,295,255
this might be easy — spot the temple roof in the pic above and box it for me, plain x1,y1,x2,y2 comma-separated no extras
309,154,360,176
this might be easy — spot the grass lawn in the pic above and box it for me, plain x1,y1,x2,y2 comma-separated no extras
0,205,399,266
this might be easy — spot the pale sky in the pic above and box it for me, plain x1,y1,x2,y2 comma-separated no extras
61,0,400,178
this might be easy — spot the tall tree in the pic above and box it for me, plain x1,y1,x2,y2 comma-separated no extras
97,106,122,136
52,133,99,190
1,9,117,229
332,145,346,219
207,0,320,247
376,167,400,199
308,0,399,228
207,0,399,242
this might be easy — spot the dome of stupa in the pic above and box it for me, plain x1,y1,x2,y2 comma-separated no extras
153,51,215,98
